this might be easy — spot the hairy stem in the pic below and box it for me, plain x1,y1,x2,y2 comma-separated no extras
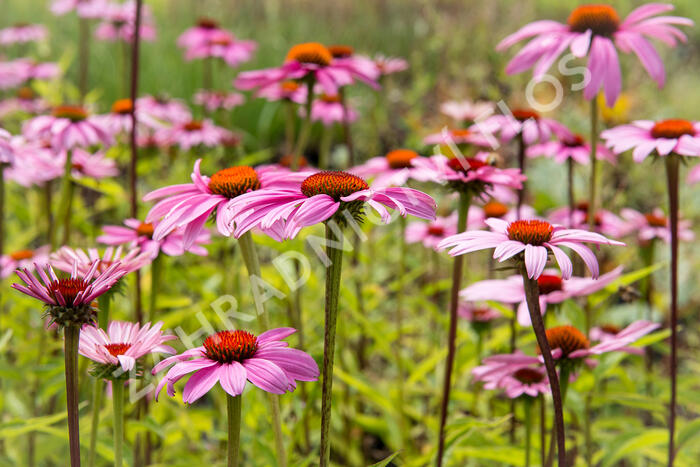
227,394,242,467
112,381,124,467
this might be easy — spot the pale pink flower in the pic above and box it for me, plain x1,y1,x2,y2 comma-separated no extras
590,324,646,355
468,200,538,229
620,208,694,244
1,245,51,279
182,29,256,67
60,147,118,180
80,321,176,373
152,327,319,402
177,18,229,50
351,148,422,188
0,128,14,164
497,4,693,106
23,106,112,151
94,1,156,43
327,46,381,89
423,128,493,146
601,119,700,162
95,98,163,136
474,109,570,146
0,87,49,118
405,214,458,251
253,80,307,104
411,153,526,190
194,90,245,113
473,354,550,399
440,100,495,123
50,246,151,275
548,203,627,238
527,133,616,164
458,303,501,323
303,94,357,126
5,137,63,187
136,95,192,124
373,54,409,76
0,24,47,45
155,119,232,151
438,218,624,279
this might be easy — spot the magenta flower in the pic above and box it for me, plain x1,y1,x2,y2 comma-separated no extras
527,133,616,165
461,266,623,325
0,87,49,118
50,246,151,275
144,159,314,244
0,128,13,164
193,90,245,113
226,171,437,240
327,45,381,89
440,100,495,124
601,119,700,162
253,80,307,104
23,106,112,151
136,95,192,124
0,23,47,45
351,149,422,188
474,109,570,146
182,29,256,67
80,321,176,373
423,128,493,146
548,203,627,238
155,119,232,151
438,218,624,279
458,303,501,323
5,138,63,187
473,354,550,399
97,218,210,259
1,245,50,279
497,4,693,106
620,207,694,244
590,324,647,356
235,42,355,96
94,1,156,43
411,153,526,191
373,54,409,76
405,214,458,251
303,94,357,126
152,327,319,402
0,59,60,90
95,98,163,136
60,147,118,180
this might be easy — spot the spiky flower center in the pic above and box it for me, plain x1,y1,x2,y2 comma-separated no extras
537,274,563,295
52,105,88,122
197,18,219,29
286,42,333,66
427,225,445,236
281,81,301,93
386,149,418,169
300,171,369,200
203,330,258,363
328,44,354,58
136,222,154,238
17,86,35,100
10,249,34,261
49,278,90,304
512,109,540,122
111,98,133,115
320,94,341,103
650,119,696,139
542,325,590,357
563,134,585,147
183,121,203,131
104,343,132,357
513,367,544,385
483,200,509,218
645,213,667,227
600,324,621,335
446,157,488,174
568,5,620,36
507,220,554,245
208,166,261,199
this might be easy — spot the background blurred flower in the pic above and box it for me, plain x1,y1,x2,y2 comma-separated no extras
602,119,700,162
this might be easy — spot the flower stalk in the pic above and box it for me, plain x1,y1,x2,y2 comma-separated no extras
339,87,355,167
227,394,242,467
291,78,315,170
588,98,599,230
112,381,125,467
59,150,75,245
65,324,82,467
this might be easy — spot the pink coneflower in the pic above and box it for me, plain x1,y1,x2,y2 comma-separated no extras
96,98,162,136
411,153,526,192
438,218,624,279
304,93,358,127
16,59,61,83
152,327,319,402
326,45,381,89
23,105,112,151
601,119,700,162
0,62,25,90
590,324,645,355
497,4,693,106
0,23,47,45
440,100,495,124
620,207,694,244
60,147,118,180
527,133,616,164
253,80,307,104
226,170,437,240
177,18,228,50
423,128,493,146
548,202,627,238
0,128,13,164
182,29,256,67
80,321,176,373
5,138,63,187
94,1,156,43
461,266,623,325
373,54,409,76
1,245,50,279
193,90,245,113
97,218,210,259
405,213,458,251
469,200,538,229
351,148,422,188
50,0,106,16
50,246,151,275
156,119,232,151
473,355,550,398
144,159,314,244
235,42,354,96
0,87,49,118
135,95,192,124
475,109,570,146
458,303,501,323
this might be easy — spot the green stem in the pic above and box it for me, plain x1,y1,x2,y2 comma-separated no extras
59,150,75,246
339,87,355,167
319,223,344,467
148,255,162,323
525,398,533,467
284,100,296,156
318,124,333,170
396,215,409,449
436,191,471,467
112,381,124,467
88,378,103,467
291,79,315,170
227,393,242,467
64,325,81,467
236,232,285,467
588,98,599,231
567,157,575,229
78,18,90,100
44,181,55,248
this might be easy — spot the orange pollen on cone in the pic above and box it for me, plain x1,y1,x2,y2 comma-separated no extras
511,109,540,122
281,81,300,93
507,220,554,245
111,98,133,115
567,5,620,36
645,213,667,227
327,44,354,58
279,154,308,168
450,128,473,138
136,222,154,238
286,42,333,67
104,343,132,357
650,119,696,139
446,157,488,174
184,121,203,131
483,200,509,218
203,330,258,363
427,225,445,236
10,249,34,261
209,36,232,46
537,274,563,295
539,325,590,356
320,94,341,103
197,18,219,29
513,368,544,384
600,324,621,335
49,278,90,303
207,166,261,199
17,86,35,100
563,134,585,147
300,171,369,200
385,149,418,169
52,105,88,121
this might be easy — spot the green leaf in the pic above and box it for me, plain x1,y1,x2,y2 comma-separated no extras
601,429,667,467
589,263,665,307
370,451,401,466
